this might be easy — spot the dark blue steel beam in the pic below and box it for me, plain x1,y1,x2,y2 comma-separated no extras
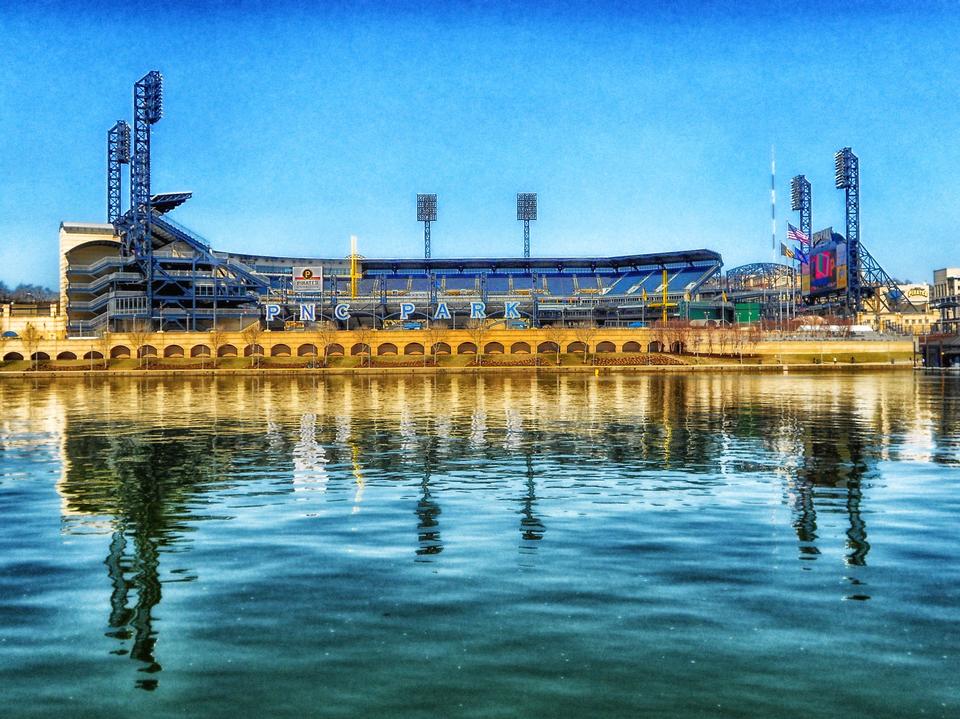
107,121,130,224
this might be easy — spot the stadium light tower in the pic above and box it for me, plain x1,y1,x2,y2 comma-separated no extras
789,174,812,246
127,70,163,319
417,194,437,259
517,193,537,258
835,147,860,313
107,120,131,224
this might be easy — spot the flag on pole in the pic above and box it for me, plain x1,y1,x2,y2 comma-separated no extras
721,291,727,303
787,223,809,246
641,288,648,301
794,248,809,265
780,242,796,260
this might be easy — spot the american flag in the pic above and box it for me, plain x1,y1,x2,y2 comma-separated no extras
787,222,809,245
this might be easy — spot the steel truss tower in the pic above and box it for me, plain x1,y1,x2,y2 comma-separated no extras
789,174,812,244
835,148,860,312
127,71,163,306
107,121,130,223
417,194,437,259
517,193,537,258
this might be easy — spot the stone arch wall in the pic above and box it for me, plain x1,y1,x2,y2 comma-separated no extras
485,342,505,354
457,342,477,354
110,345,130,359
404,343,424,355
511,341,531,354
270,344,291,357
567,341,587,354
377,343,398,355
57,351,77,360
218,344,238,357
622,341,641,353
297,344,317,357
164,345,185,358
139,345,157,358
3,352,24,361
191,345,211,357
537,341,559,354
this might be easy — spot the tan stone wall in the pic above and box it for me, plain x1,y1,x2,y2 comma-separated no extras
1,326,915,362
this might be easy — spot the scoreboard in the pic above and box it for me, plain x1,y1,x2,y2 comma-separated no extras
801,231,848,297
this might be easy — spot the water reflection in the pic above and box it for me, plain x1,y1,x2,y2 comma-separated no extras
0,372,954,691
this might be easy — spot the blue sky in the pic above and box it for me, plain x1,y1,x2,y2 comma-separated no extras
1,1,958,288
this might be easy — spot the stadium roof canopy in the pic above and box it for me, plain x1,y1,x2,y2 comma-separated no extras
360,249,721,273
151,191,193,214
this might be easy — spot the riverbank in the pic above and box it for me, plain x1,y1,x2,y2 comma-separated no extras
0,359,916,379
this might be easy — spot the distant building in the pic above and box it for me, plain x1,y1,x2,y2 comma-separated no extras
860,282,938,335
931,268,960,333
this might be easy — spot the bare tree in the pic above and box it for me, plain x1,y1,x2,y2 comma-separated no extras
315,321,338,368
96,332,112,369
208,324,227,369
573,321,599,365
127,319,151,369
241,322,264,368
21,323,42,370
691,329,703,361
717,327,730,357
353,325,373,367
425,321,448,367
543,323,566,365
465,319,492,367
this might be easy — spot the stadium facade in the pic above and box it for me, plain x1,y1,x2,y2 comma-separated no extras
60,211,723,335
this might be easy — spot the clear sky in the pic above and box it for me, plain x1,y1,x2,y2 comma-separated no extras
1,1,958,289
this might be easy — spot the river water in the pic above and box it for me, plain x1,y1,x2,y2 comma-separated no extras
0,372,958,717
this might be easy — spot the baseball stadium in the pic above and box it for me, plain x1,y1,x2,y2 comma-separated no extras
0,71,924,367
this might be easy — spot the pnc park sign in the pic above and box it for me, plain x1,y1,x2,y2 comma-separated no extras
262,301,523,323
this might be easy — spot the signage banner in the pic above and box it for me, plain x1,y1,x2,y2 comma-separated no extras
293,266,323,293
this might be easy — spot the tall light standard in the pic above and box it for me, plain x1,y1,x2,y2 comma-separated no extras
517,193,537,259
417,194,437,259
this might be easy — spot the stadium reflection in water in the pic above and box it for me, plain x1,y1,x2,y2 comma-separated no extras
1,373,958,716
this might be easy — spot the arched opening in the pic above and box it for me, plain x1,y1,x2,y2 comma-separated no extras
83,351,103,360
270,344,291,357
244,344,264,357
163,345,185,358
56,351,77,360
31,352,50,361
510,341,531,354
404,342,424,355
484,342,505,354
377,343,398,356
139,345,157,358
3,352,24,361
191,345,211,358
326,343,344,357
110,345,130,359
297,344,317,357
457,342,477,355
350,343,370,356
648,341,664,353
596,341,616,353
670,341,685,354
218,344,238,357
432,342,451,355
537,341,559,354
567,341,587,354
622,340,641,353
